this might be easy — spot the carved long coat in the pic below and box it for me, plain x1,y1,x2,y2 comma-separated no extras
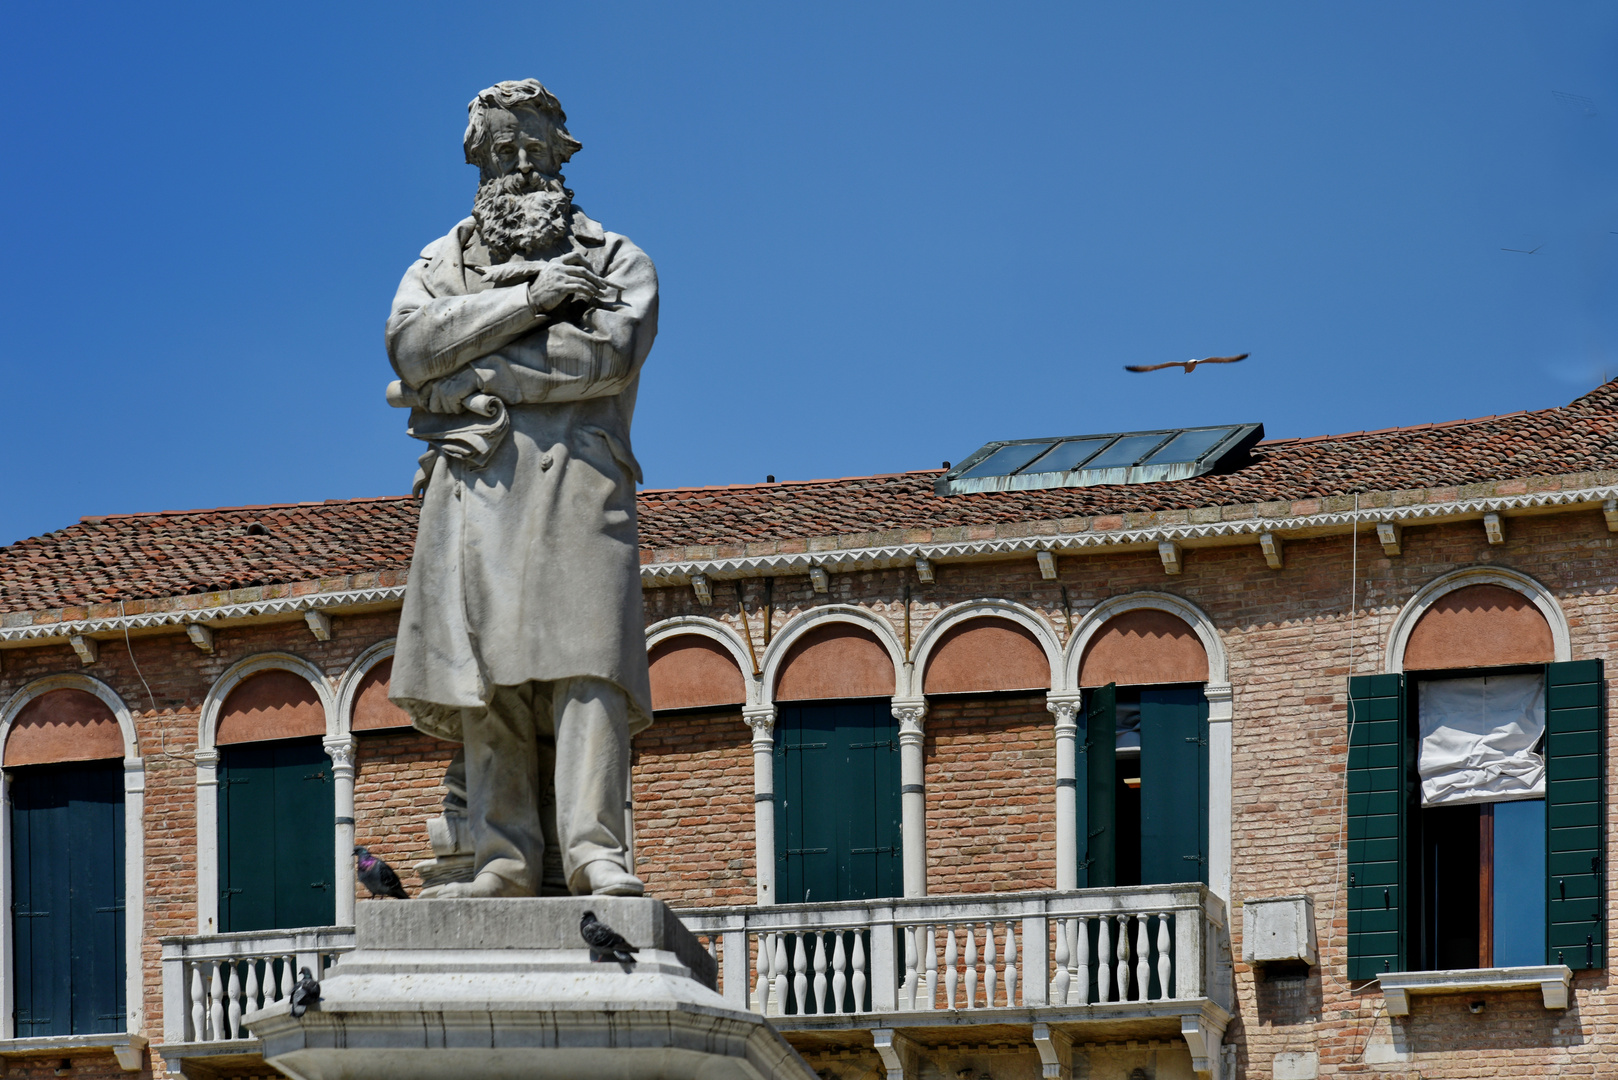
384,209,656,740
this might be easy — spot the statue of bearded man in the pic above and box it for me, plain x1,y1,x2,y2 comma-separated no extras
384,79,657,898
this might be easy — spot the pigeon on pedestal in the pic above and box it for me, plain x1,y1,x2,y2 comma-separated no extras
580,911,638,965
354,845,409,899
290,967,320,1017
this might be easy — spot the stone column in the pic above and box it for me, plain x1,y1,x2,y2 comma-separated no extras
1046,693,1083,891
122,758,146,1034
326,736,357,924
1204,682,1234,902
891,699,927,898
743,705,778,906
194,749,220,933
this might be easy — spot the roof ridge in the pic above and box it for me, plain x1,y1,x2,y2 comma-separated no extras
78,494,416,523
638,467,943,495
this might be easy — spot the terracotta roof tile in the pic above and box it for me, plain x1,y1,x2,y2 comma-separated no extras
4,381,1617,612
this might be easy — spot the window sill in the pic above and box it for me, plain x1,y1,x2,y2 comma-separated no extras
0,1033,148,1072
1378,965,1573,1015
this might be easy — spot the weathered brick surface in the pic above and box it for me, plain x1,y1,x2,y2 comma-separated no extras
353,726,458,898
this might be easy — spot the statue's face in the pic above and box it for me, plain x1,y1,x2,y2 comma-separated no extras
482,106,566,180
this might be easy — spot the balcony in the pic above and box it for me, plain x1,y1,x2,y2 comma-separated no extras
158,886,1232,1079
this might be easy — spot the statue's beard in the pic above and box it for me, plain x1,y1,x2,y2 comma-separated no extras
472,173,573,261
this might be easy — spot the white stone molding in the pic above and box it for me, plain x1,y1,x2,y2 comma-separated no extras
0,674,145,1036
1484,512,1505,545
1259,532,1283,570
1605,498,1618,532
185,623,215,654
1377,521,1403,555
689,573,712,606
304,609,333,642
907,598,1066,697
913,558,934,583
1065,593,1232,901
70,635,98,665
644,616,763,707
1181,1011,1229,1080
742,705,778,906
1036,550,1057,580
195,653,338,934
1046,693,1083,890
758,605,907,707
1159,541,1183,575
1383,566,1572,673
334,639,398,738
808,566,830,593
891,699,928,898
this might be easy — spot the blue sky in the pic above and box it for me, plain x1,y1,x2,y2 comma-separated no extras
2,3,1615,545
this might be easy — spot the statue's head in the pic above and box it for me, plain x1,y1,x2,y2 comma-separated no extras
464,79,582,182
465,79,583,261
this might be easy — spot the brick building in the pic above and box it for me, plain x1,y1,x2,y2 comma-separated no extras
2,383,1617,1079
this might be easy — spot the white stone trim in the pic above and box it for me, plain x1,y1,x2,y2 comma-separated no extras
0,674,145,1036
0,586,406,645
195,653,339,934
908,599,1066,697
1064,591,1230,688
1383,565,1572,673
759,605,907,706
644,616,763,707
333,639,397,737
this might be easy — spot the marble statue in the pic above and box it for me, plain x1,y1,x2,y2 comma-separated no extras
384,79,657,899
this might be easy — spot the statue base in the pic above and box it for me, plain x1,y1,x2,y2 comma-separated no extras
244,897,814,1080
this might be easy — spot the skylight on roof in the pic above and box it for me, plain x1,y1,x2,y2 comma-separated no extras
936,423,1263,496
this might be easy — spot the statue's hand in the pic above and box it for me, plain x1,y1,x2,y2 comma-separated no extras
421,367,482,414
525,251,612,313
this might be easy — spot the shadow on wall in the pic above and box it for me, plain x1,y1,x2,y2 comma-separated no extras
1390,991,1585,1054
1253,970,1323,1026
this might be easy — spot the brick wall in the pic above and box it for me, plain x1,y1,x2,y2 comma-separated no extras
353,726,458,898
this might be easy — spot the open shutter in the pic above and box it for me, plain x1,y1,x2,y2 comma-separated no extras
1140,686,1209,885
1082,684,1117,888
1545,659,1604,970
1346,673,1407,979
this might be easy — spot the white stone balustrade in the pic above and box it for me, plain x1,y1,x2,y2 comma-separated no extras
161,926,355,1046
680,884,1223,1020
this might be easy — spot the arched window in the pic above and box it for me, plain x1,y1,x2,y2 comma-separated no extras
5,688,127,1036
215,670,334,932
1078,608,1211,889
773,624,900,904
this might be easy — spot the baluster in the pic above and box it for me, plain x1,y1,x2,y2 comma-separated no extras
1074,917,1090,1005
832,932,848,1014
813,932,828,1015
208,962,225,1042
924,926,938,1010
773,934,790,1016
852,933,868,1013
1052,917,1070,1006
944,926,959,1010
1003,921,1018,1008
280,956,294,1001
1115,915,1132,1001
964,925,978,1009
983,922,998,1007
227,962,243,1038
190,963,205,1041
245,959,261,1014
754,932,772,1014
1135,915,1150,999
903,926,919,1010
1156,913,1172,1000
793,931,810,1014
1096,917,1112,1002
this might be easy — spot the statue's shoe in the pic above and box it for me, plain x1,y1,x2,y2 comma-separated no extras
418,871,531,899
578,861,645,897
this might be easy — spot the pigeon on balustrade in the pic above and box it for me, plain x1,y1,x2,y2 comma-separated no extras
354,845,409,899
289,967,320,1018
580,910,638,965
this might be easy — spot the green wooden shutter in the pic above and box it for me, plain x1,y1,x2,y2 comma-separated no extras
10,763,124,1036
1140,686,1209,885
1545,659,1605,970
1346,673,1407,979
1082,684,1117,889
220,738,335,932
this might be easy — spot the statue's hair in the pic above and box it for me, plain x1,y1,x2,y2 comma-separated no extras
463,79,583,168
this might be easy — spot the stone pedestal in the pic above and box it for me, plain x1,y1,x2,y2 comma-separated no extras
244,897,815,1080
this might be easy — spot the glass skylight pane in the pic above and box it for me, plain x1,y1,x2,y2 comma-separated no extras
959,441,1056,479
1083,434,1172,470
1140,426,1237,466
1025,437,1112,474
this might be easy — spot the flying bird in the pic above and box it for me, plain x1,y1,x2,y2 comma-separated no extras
354,846,409,899
1501,245,1542,254
1125,353,1249,374
289,967,320,1018
580,911,639,965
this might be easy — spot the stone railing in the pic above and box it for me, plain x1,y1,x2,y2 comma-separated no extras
160,926,355,1046
679,884,1227,1020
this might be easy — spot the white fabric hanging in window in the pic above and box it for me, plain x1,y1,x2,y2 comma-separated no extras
1417,673,1545,806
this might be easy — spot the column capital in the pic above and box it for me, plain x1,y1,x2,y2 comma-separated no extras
742,705,777,741
1046,692,1083,728
890,698,927,736
323,735,357,772
1203,681,1233,723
